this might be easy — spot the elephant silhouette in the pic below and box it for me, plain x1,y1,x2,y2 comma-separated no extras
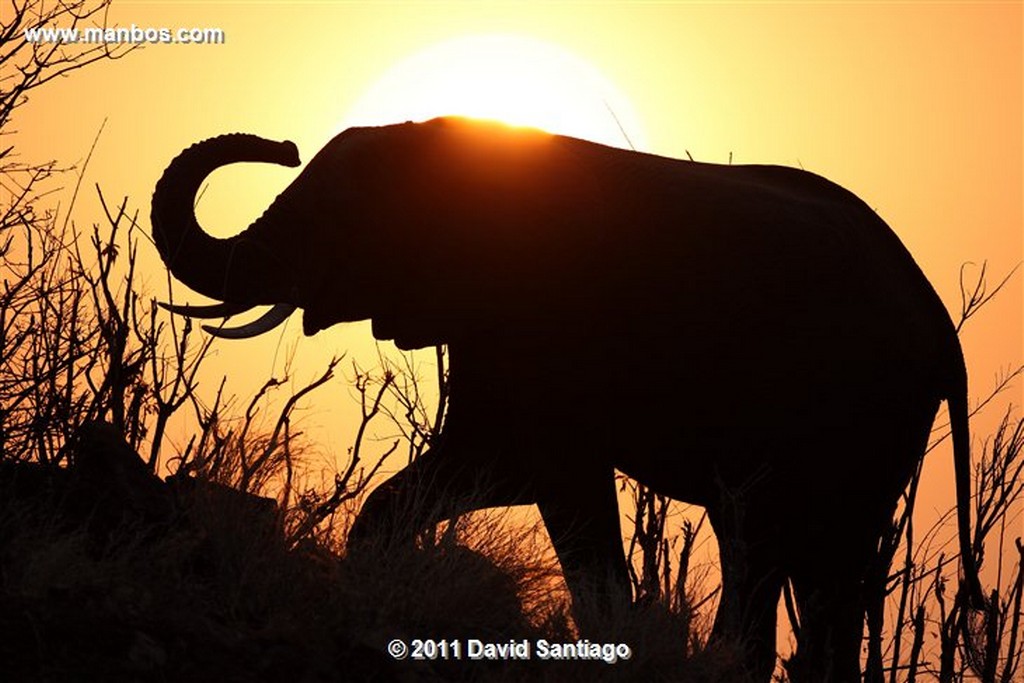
151,116,981,682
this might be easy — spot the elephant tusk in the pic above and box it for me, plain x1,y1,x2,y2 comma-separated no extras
158,300,256,318
202,303,297,339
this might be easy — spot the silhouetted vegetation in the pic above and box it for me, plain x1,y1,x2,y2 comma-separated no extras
2,1,1022,680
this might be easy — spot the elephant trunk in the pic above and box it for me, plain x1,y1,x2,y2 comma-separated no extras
151,134,301,304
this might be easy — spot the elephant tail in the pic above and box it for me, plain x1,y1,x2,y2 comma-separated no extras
948,355,984,608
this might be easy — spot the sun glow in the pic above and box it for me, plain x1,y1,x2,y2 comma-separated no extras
342,34,647,150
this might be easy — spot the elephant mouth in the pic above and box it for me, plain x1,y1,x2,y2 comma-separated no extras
370,317,395,342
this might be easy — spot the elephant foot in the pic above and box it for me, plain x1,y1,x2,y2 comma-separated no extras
705,629,777,683
784,651,858,683
346,487,419,555
783,623,863,683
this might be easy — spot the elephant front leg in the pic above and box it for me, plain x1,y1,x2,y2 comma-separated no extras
536,468,631,632
347,444,534,551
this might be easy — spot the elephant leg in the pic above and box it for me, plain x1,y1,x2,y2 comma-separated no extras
787,560,866,683
347,444,534,550
707,507,784,683
785,407,937,683
536,468,631,631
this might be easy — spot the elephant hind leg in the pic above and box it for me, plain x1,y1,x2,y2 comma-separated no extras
708,515,785,683
536,468,631,632
787,565,865,683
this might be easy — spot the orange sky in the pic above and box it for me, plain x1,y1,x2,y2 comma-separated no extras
16,2,1023,536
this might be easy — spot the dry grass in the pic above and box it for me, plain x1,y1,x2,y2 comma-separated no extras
0,483,740,682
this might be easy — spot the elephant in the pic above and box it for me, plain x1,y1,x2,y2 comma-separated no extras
151,116,982,682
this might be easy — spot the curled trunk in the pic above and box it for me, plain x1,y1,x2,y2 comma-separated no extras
150,134,300,304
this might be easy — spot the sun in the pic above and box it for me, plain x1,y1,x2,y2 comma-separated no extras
342,34,647,150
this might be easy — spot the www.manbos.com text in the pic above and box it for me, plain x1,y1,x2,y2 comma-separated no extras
23,24,226,45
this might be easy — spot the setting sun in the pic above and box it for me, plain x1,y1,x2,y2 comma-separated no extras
342,34,647,149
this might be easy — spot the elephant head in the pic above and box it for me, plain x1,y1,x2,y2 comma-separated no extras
151,117,576,346
151,134,302,335
152,125,418,341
